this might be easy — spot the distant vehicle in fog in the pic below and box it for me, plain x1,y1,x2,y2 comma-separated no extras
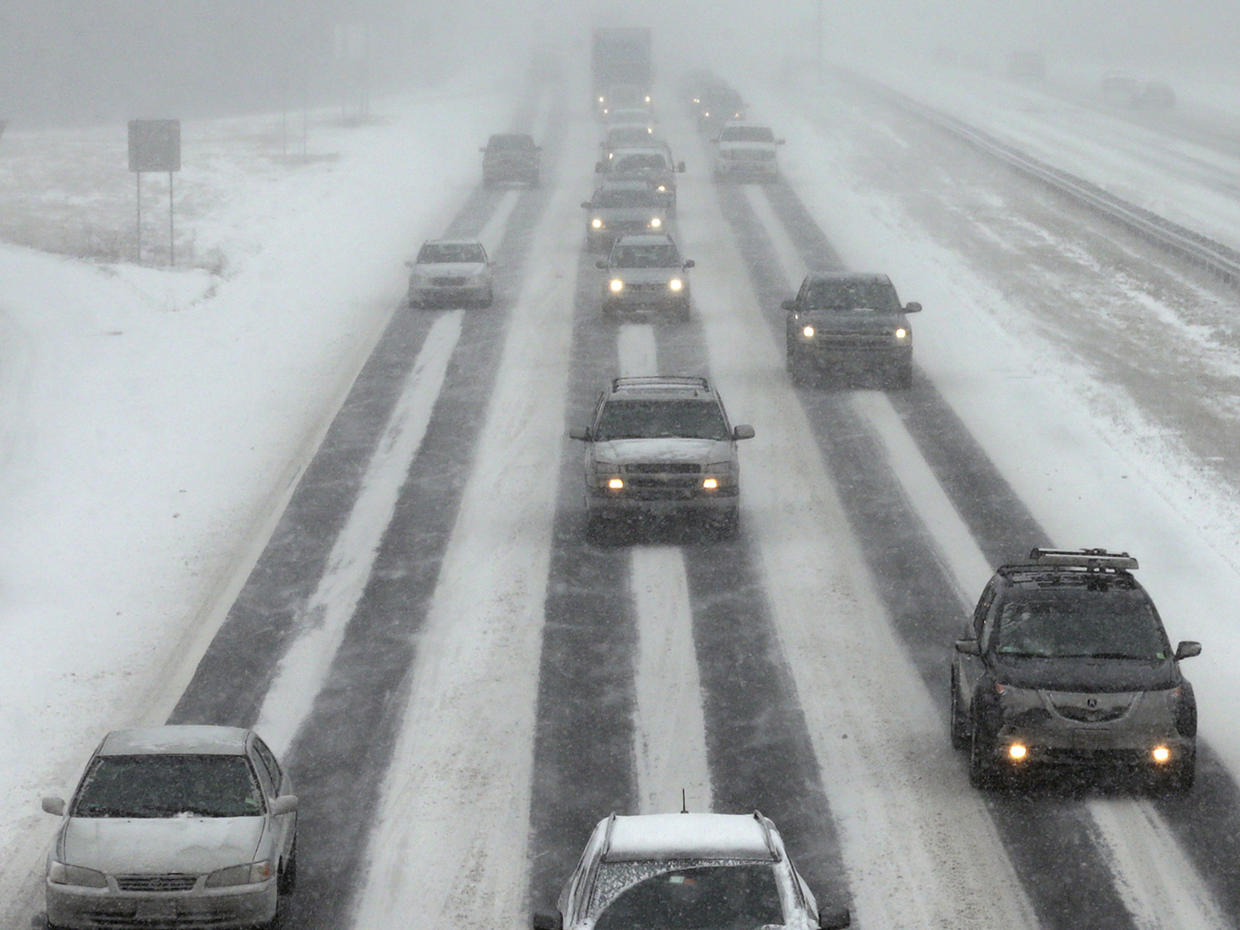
1099,72,1142,107
595,233,693,322
581,181,668,252
712,121,785,181
406,239,494,309
480,133,540,188
596,146,684,213
592,27,653,116
1139,81,1176,109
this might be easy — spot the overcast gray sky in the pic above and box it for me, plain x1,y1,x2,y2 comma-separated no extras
1,0,1236,124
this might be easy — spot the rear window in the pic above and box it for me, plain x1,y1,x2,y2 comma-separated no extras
591,863,782,928
720,126,774,143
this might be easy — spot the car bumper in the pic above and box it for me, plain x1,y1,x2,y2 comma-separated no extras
410,284,490,307
587,485,738,519
603,294,689,317
990,723,1194,769
715,159,778,177
47,879,277,929
793,341,912,367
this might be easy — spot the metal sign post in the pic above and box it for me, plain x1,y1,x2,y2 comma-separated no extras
128,119,181,265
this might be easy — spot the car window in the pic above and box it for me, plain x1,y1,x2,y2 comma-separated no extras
595,400,728,441
594,189,658,208
611,244,681,267
418,244,485,264
721,126,774,143
72,754,264,818
593,864,782,930
806,280,900,312
994,589,1169,659
251,737,283,793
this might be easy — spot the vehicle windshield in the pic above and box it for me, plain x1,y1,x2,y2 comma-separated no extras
994,588,1170,660
610,244,681,268
72,754,264,818
721,126,774,143
612,154,668,173
594,189,659,208
804,280,900,312
488,135,534,150
595,400,728,441
608,128,653,146
592,864,783,930
418,243,485,264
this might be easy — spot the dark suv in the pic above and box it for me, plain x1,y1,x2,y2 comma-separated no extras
950,548,1201,792
481,133,540,187
783,272,920,388
569,376,754,538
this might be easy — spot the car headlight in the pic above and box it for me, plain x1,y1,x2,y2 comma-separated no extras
609,278,625,293
649,217,662,229
48,861,108,888
894,327,908,340
801,325,815,338
656,184,667,192
591,217,604,229
668,278,683,292
702,462,735,490
206,861,274,888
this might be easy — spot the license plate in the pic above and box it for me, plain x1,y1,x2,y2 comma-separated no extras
135,900,178,920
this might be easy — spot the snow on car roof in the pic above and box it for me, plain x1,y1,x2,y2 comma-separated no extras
604,813,777,861
99,725,250,756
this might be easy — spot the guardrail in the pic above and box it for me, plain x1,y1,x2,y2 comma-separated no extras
838,68,1240,289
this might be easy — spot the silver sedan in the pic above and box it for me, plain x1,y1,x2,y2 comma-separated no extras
43,725,298,930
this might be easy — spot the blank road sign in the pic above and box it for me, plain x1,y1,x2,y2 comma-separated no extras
128,119,181,172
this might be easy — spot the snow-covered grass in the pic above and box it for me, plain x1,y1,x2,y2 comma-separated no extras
0,79,512,918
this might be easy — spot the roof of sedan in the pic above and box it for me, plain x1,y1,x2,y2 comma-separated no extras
603,812,778,861
99,725,251,756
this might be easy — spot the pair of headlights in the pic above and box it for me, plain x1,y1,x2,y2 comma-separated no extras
608,278,684,293
590,217,663,230
49,859,273,888
799,325,908,340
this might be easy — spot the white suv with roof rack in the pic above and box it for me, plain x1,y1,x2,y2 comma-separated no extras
532,810,850,930
568,376,754,538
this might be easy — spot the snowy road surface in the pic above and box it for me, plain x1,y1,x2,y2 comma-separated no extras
4,63,1240,929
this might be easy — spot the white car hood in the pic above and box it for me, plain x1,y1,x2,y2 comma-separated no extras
61,816,266,874
594,437,730,464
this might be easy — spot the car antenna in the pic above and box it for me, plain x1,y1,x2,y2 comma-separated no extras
681,788,688,814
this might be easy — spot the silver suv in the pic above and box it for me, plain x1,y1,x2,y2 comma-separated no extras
569,376,754,538
532,811,850,930
595,233,693,321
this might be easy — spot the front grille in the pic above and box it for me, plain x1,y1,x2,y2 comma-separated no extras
116,874,198,892
625,463,701,474
816,332,894,348
430,276,467,287
1054,704,1131,723
726,149,774,161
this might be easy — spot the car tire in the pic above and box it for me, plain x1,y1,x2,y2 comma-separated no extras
714,509,740,540
278,837,297,895
968,718,1000,789
950,668,970,751
891,363,913,390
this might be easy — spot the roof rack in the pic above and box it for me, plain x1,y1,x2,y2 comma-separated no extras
1026,547,1138,572
611,375,711,393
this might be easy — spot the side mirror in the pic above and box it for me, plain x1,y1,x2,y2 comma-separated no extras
532,911,563,930
568,427,592,441
904,301,923,313
270,795,299,816
41,796,66,816
595,260,610,270
581,202,593,209
1175,641,1202,660
954,639,981,656
683,259,695,269
733,424,755,440
677,161,686,172
819,906,851,929
781,298,798,311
